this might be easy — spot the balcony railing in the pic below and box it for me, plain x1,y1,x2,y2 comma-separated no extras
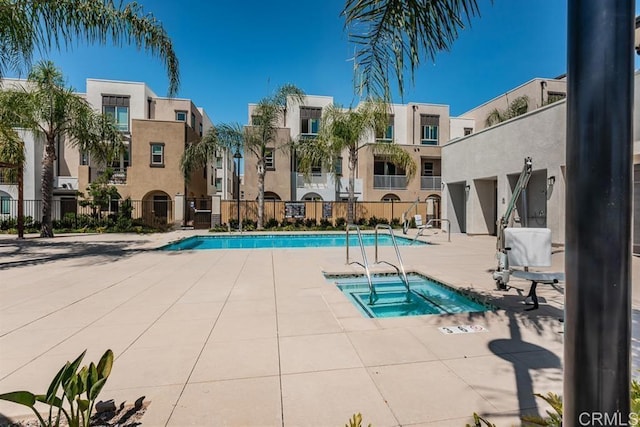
373,175,407,189
420,175,442,190
296,173,328,188
97,168,127,185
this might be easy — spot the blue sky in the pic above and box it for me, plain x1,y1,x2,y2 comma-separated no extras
11,0,640,124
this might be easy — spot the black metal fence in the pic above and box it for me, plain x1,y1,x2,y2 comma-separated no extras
0,198,174,229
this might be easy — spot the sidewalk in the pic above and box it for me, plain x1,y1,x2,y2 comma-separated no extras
0,230,635,426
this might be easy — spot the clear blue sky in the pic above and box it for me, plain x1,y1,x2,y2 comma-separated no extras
11,0,640,124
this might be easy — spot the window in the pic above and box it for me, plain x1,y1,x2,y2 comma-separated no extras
374,158,405,175
334,157,343,176
80,151,89,166
191,112,196,129
0,196,10,214
265,148,275,170
150,143,164,167
215,178,222,191
175,111,187,121
464,127,473,136
210,166,216,185
102,95,130,132
199,123,203,137
420,115,439,145
376,115,394,142
215,156,223,169
422,162,434,176
547,92,566,104
300,107,321,135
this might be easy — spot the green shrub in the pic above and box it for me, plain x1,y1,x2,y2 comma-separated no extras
265,218,279,229
335,217,346,228
304,218,316,228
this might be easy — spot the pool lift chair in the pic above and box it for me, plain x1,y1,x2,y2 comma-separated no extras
492,157,564,310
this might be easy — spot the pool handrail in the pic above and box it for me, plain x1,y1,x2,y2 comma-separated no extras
346,224,376,303
412,218,451,243
374,224,410,292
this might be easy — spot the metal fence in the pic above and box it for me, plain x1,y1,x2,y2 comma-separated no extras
0,198,173,229
220,200,436,226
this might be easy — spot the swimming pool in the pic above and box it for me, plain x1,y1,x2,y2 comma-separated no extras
326,273,495,318
161,233,425,250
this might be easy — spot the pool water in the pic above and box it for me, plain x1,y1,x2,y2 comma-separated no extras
326,273,494,318
161,233,424,250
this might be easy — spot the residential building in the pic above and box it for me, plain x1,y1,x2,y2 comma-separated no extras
242,96,449,217
1,77,232,228
79,80,215,225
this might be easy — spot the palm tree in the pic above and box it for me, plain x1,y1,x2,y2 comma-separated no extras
0,60,122,237
295,99,416,224
181,121,245,187
1,0,179,96
246,84,305,229
342,0,481,98
485,95,530,127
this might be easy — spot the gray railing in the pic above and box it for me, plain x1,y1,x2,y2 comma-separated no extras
346,224,375,303
420,176,442,190
373,175,407,189
374,224,410,291
296,173,328,188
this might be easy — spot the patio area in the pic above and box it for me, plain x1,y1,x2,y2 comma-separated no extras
0,229,636,426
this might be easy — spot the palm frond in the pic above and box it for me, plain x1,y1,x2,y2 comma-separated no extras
343,0,482,98
0,0,179,96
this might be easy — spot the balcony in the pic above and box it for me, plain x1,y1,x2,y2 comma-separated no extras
420,175,442,190
296,173,329,189
54,177,78,190
373,175,407,189
97,168,127,185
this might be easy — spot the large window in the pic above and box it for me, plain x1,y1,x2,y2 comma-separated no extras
376,115,394,142
420,115,439,145
374,158,405,176
300,107,321,135
102,95,130,132
150,143,164,167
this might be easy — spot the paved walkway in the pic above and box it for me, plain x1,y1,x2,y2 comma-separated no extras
0,230,637,426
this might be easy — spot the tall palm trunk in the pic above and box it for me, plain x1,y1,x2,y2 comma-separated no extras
347,149,357,224
40,136,56,237
257,167,265,230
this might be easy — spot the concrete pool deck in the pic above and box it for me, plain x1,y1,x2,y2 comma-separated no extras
0,230,638,426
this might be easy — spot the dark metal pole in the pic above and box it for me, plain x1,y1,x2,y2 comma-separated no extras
565,1,634,425
236,158,240,231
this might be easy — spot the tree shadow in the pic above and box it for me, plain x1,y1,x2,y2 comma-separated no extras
0,236,153,270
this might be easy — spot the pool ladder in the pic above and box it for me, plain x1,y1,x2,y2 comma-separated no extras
346,224,410,304
346,224,376,304
374,224,410,292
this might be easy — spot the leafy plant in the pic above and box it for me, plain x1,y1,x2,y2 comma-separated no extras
346,412,371,427
0,349,114,427
466,412,496,427
521,392,563,426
